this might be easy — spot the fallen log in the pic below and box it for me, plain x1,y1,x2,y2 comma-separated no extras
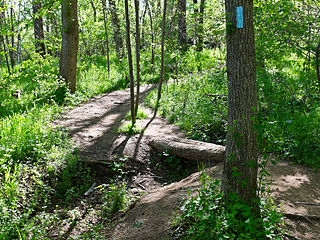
149,137,225,164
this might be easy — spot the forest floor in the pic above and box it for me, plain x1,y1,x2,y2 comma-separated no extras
53,85,320,240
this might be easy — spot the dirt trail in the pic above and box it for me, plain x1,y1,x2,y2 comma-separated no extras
54,85,320,240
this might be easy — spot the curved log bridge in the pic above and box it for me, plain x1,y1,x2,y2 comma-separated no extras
149,137,225,164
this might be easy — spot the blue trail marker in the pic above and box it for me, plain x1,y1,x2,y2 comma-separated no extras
236,6,243,29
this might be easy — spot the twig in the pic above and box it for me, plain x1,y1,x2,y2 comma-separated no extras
84,182,97,196
294,201,320,207
82,159,110,165
284,213,320,220
283,232,301,240
283,213,320,224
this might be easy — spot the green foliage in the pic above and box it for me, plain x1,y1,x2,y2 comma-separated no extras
173,172,284,239
159,150,190,181
146,49,227,144
146,47,320,168
0,108,91,238
0,55,67,118
76,55,129,101
257,56,320,167
118,122,143,135
125,107,148,120
98,181,129,218
0,108,65,165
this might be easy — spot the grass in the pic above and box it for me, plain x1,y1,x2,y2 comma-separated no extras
0,54,133,239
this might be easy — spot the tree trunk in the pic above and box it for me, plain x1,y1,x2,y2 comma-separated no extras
140,4,147,50
90,0,97,22
109,0,124,59
221,0,258,211
134,0,140,115
177,0,187,50
146,0,154,65
101,0,110,73
124,0,136,124
193,0,198,47
33,0,46,57
316,37,320,90
9,7,15,68
59,0,79,93
0,37,10,74
155,0,167,111
16,1,22,70
150,137,225,163
198,0,205,51
0,0,10,74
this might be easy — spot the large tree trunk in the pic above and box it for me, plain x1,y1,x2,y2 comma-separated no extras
59,0,79,93
134,0,140,115
150,137,225,163
177,0,187,50
109,0,124,59
124,0,136,124
33,0,46,57
221,0,258,210
101,0,110,73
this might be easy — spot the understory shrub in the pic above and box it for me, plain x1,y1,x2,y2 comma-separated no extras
173,172,284,239
145,49,228,145
146,49,320,168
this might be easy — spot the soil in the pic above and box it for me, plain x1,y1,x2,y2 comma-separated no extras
53,85,320,240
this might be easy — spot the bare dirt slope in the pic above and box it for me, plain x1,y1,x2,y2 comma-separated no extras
54,85,320,240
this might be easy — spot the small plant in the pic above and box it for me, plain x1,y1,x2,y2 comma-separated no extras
162,150,182,170
125,107,148,120
117,122,143,135
98,181,129,218
160,150,189,181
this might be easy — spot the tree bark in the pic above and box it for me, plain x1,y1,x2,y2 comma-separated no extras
59,0,79,93
101,0,110,73
33,0,46,57
16,0,22,70
145,0,154,65
140,4,147,50
134,0,140,115
315,37,320,90
150,137,225,163
155,0,167,111
198,0,205,51
124,0,136,124
9,7,15,67
0,37,10,74
193,0,198,47
177,0,187,50
221,0,258,211
89,0,97,22
0,0,10,74
109,0,124,59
